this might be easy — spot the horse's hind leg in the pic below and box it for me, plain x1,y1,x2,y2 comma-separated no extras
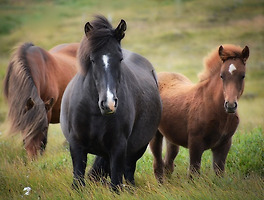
70,143,88,189
164,139,179,177
88,156,110,182
212,139,232,176
149,130,164,183
124,144,148,185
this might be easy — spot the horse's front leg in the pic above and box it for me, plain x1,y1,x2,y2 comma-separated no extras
70,142,88,189
212,138,232,176
124,144,148,185
110,138,127,191
188,137,204,176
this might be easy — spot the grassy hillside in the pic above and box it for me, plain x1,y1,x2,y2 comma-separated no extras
0,0,263,199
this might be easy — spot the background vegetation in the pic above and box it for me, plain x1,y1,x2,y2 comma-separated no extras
0,0,263,199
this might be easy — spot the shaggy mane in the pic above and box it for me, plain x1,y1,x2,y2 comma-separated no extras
3,43,46,147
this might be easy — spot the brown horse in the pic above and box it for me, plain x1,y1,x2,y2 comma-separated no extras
4,42,79,159
150,44,249,183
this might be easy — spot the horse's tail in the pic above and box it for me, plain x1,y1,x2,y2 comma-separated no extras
3,43,47,146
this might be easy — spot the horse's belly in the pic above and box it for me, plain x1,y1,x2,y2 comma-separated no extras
73,128,110,157
159,122,188,148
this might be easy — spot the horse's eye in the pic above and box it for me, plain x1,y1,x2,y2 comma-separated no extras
120,58,123,62
241,75,245,80
220,74,223,79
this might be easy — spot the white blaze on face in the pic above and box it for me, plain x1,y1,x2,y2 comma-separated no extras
228,64,237,75
102,55,109,70
102,55,115,111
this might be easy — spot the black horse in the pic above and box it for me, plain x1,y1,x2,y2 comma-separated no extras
60,15,162,190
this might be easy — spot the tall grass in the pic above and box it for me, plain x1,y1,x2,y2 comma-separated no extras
0,0,263,199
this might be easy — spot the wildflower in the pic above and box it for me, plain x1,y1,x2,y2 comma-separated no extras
23,187,31,195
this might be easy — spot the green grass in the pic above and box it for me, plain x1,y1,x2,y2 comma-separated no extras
0,0,263,199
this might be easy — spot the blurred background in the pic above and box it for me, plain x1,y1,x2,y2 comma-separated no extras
0,0,263,132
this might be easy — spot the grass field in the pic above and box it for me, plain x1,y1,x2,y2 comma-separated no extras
0,0,263,199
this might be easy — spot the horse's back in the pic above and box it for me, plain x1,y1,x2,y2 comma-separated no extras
158,72,193,96
122,49,158,87
49,43,79,58
24,43,77,87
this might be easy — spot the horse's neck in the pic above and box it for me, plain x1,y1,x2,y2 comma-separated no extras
198,74,225,112
28,56,52,98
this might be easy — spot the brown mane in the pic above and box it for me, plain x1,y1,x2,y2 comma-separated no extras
199,44,244,81
3,43,46,147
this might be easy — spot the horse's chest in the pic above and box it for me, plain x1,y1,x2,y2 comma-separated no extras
75,126,112,156
75,114,129,154
202,121,237,149
203,130,226,149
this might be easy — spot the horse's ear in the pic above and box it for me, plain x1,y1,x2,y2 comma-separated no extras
84,22,93,37
45,98,54,111
242,46,249,63
25,97,35,113
115,19,126,41
219,45,226,62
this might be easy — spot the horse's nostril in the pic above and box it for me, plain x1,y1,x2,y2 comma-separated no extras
114,98,118,108
225,101,237,109
100,100,106,110
224,100,238,113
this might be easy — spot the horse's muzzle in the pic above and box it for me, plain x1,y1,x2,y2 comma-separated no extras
99,98,118,115
224,101,237,113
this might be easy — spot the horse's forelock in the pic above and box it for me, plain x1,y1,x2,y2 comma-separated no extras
199,44,243,81
22,104,47,149
91,15,113,30
78,16,116,74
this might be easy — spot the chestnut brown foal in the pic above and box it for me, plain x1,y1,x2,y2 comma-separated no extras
150,44,249,183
